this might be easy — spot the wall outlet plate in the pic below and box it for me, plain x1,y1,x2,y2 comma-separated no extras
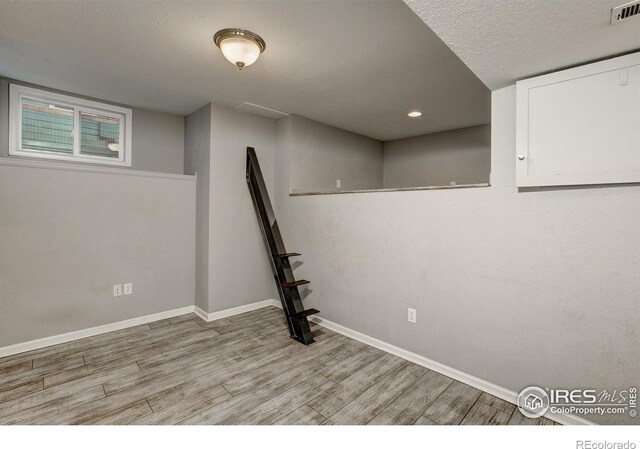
124,283,132,295
336,179,341,188
113,285,122,297
408,308,416,323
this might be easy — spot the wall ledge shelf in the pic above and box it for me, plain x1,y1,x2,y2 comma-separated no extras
290,183,490,196
0,156,197,181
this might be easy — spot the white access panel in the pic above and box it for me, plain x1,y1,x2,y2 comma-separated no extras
516,52,640,187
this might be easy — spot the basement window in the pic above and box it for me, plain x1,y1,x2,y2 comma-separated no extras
9,84,132,167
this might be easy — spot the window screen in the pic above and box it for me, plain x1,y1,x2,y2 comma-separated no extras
21,98,74,155
80,111,121,159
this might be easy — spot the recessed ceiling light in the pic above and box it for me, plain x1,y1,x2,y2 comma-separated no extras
214,28,266,70
408,111,422,118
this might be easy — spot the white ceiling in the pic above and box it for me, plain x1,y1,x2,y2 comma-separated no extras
405,0,640,90
0,0,490,141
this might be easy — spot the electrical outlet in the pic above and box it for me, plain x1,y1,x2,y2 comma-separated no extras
113,285,122,297
124,283,133,295
408,308,416,323
336,179,341,188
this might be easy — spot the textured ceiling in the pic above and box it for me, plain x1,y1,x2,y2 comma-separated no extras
404,0,640,90
0,0,490,141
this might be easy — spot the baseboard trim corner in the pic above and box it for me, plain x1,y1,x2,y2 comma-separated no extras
193,305,209,322
196,299,280,322
0,305,196,358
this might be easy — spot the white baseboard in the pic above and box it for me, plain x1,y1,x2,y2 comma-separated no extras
194,299,280,322
0,305,196,358
0,300,281,359
0,298,595,426
268,299,593,426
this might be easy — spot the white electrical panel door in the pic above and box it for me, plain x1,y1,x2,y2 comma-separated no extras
516,52,640,187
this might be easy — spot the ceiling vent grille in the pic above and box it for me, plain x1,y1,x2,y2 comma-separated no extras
611,1,640,24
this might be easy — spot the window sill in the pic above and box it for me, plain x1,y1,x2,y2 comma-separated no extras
0,156,196,182
289,183,490,196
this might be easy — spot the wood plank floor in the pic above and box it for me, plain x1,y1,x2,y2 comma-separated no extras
0,306,557,425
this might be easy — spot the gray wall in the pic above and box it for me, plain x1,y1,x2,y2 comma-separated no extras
208,105,277,312
274,87,639,425
0,162,196,347
131,108,184,174
183,103,278,313
184,104,211,311
289,115,383,193
383,125,491,188
287,114,489,192
0,78,185,174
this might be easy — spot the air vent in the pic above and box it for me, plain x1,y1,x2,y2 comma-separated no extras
611,0,640,24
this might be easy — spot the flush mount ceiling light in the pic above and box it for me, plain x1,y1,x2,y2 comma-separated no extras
214,28,266,70
408,111,422,118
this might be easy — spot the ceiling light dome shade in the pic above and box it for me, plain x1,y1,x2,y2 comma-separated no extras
214,28,266,70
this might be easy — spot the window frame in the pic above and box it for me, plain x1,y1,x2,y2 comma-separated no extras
9,84,132,167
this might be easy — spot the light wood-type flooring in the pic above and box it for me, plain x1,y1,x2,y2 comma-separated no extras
0,306,557,425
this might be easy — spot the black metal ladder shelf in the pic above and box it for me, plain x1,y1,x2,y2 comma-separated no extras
246,147,319,345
